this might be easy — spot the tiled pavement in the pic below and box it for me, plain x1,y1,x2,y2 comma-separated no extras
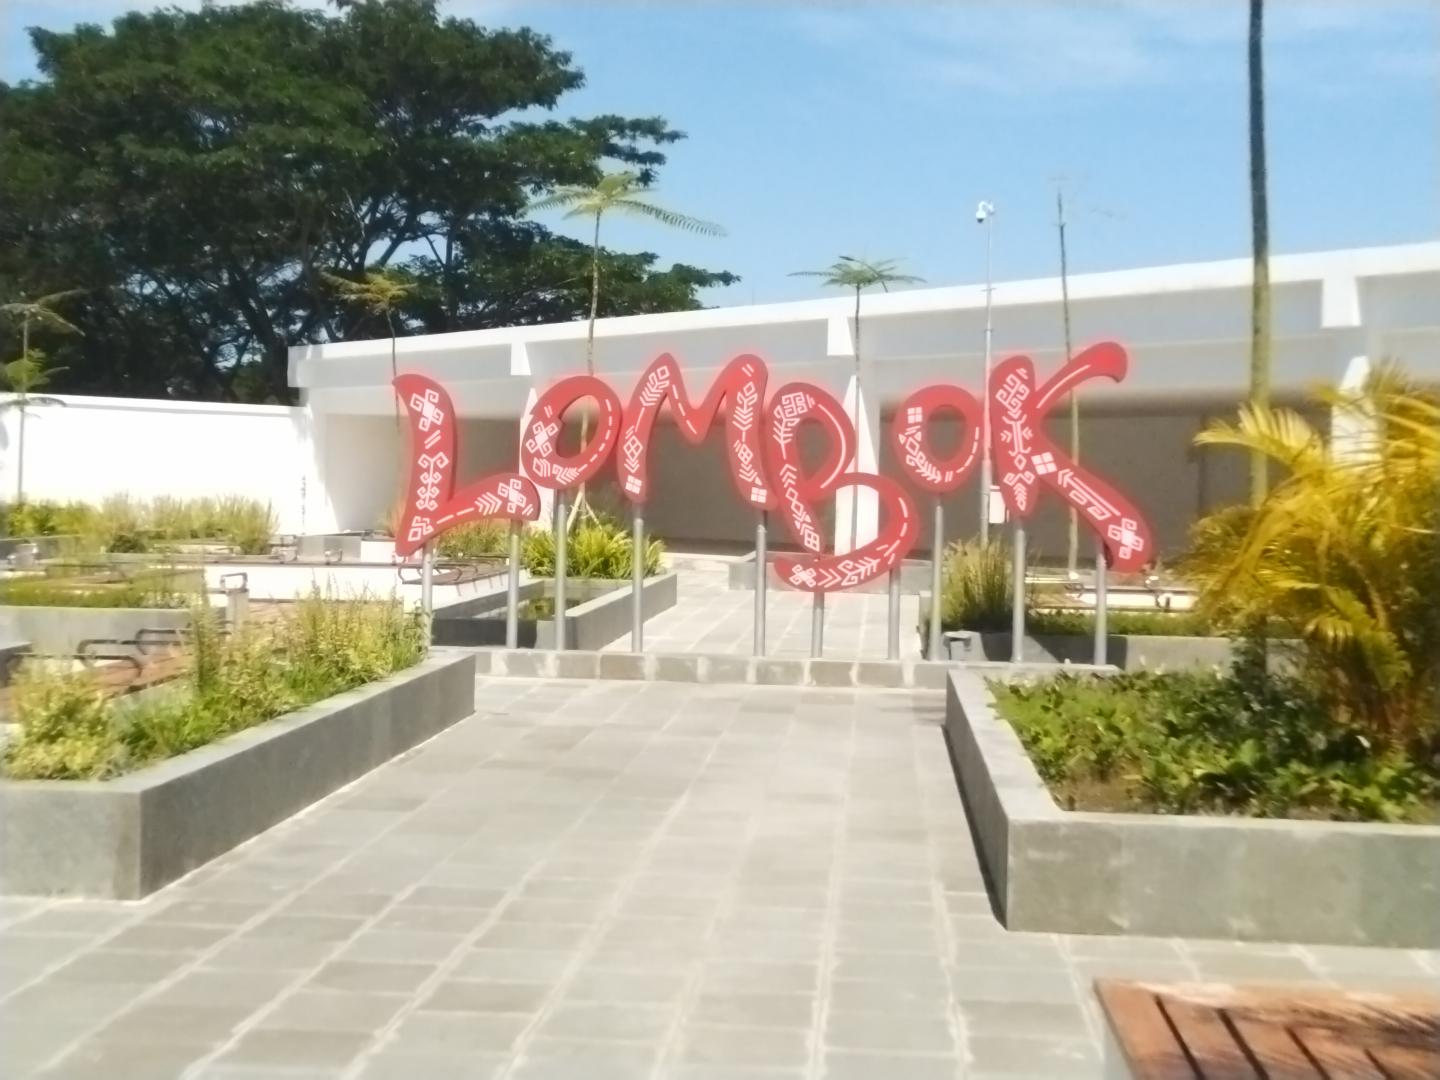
606,568,923,660
3,678,1436,1079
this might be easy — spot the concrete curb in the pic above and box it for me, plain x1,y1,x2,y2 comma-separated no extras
0,606,191,658
0,650,476,899
471,647,1106,690
943,669,1440,948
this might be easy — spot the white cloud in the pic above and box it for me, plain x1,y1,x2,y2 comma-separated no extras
789,0,1437,98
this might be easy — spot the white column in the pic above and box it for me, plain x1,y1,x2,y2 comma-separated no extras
519,385,555,523
833,372,880,555
1331,333,1375,462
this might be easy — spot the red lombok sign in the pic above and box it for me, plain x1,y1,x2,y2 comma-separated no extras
393,342,1153,587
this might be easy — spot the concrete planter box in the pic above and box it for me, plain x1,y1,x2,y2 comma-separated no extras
0,606,191,658
943,629,1233,670
943,670,1440,947
1,639,29,687
0,650,475,899
432,572,678,651
729,553,934,594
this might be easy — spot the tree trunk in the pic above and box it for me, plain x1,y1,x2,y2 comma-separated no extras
1248,0,1271,507
569,210,603,530
1058,190,1079,574
849,286,861,553
16,316,30,503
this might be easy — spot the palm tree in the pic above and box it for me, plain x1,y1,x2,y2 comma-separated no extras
323,269,416,420
1247,0,1271,507
529,171,724,521
0,291,82,505
0,349,69,505
789,256,923,550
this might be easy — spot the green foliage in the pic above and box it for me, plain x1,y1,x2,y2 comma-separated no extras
4,591,426,779
2,665,112,779
0,496,274,553
0,569,186,609
520,519,663,580
1027,608,1215,638
437,521,509,559
992,666,1437,823
0,1,735,401
939,539,1013,632
1188,365,1440,749
789,257,924,293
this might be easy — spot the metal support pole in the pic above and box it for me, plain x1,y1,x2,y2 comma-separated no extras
554,491,568,652
979,207,995,545
631,507,644,652
811,591,825,658
887,567,900,660
420,541,435,646
753,513,768,656
505,521,521,649
928,497,944,659
1010,523,1025,664
1093,534,1109,667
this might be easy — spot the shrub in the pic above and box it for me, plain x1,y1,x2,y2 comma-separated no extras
1187,365,1440,752
3,500,96,539
521,519,663,580
939,539,1012,632
1,495,274,553
1027,607,1215,637
3,591,426,779
3,664,116,779
0,573,186,608
991,665,1437,823
437,520,509,559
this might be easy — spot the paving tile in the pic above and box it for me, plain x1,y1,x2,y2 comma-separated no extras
966,1035,1101,1075
354,1049,509,1079
821,1051,962,1080
533,1001,676,1043
679,1023,813,1069
691,990,817,1029
956,1000,1093,1043
38,1037,213,1079
47,947,191,985
564,968,690,1003
823,1009,956,1054
451,948,575,982
509,1038,660,1080
385,1011,531,1055
305,960,435,995
473,922,592,951
247,913,367,943
214,1027,375,1069
949,966,1081,1006
103,922,234,953
335,929,467,964
826,978,951,1016
146,900,272,927
259,989,409,1031
702,960,822,995
419,979,550,1013
208,935,340,971
11,907,137,937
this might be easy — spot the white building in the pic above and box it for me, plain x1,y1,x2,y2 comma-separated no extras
5,242,1437,561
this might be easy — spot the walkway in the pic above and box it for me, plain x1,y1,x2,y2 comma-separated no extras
3,679,1435,1079
609,566,923,660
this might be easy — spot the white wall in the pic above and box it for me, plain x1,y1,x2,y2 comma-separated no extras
0,394,321,534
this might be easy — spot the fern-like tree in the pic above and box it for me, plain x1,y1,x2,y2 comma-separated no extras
789,256,923,550
529,171,723,521
1186,365,1439,750
1247,0,1271,506
323,269,417,414
1,291,81,504
1,349,69,505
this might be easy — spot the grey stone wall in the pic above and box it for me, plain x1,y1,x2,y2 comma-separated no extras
943,670,1440,947
0,650,475,899
0,606,191,658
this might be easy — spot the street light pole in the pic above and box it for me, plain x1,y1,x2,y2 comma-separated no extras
977,201,996,545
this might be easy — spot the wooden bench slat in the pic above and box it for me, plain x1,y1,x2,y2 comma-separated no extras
1227,1016,1323,1079
1158,997,1259,1079
1288,1026,1387,1079
1096,980,1198,1077
1366,1041,1440,1080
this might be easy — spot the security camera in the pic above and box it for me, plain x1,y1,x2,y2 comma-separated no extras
975,200,995,223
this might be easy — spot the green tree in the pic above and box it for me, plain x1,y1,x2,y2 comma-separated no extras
789,256,923,550
1247,0,1271,506
1,349,68,505
0,1,735,403
528,169,724,520
0,290,80,503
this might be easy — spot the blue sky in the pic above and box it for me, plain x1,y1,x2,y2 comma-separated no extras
4,1,1436,305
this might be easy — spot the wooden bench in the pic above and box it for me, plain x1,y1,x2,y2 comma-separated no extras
1097,979,1440,1079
